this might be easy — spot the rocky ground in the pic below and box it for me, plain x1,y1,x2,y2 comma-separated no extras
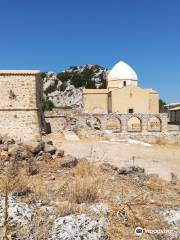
0,135,179,239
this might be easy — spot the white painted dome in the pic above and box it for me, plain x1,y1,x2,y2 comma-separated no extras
107,61,138,81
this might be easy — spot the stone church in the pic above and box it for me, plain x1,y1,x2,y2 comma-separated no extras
83,61,159,114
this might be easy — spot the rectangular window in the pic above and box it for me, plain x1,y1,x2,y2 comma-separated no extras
128,108,134,114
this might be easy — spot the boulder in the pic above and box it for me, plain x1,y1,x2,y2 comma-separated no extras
8,144,20,155
2,136,15,145
118,166,145,175
0,144,8,151
100,163,118,172
52,214,106,240
0,194,34,227
29,141,45,154
44,143,56,155
56,149,65,158
46,140,53,145
90,203,109,215
8,144,31,161
160,209,180,226
60,155,78,168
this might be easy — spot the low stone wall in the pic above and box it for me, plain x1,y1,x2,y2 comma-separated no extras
45,112,180,144
45,113,169,132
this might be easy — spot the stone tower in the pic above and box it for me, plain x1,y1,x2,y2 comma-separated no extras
0,70,44,142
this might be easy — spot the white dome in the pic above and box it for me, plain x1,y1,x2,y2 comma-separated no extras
107,61,138,81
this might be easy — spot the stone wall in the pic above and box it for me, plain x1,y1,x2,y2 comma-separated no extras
0,71,44,142
45,112,180,144
45,112,169,133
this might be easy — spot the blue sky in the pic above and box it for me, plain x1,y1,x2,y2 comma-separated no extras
0,0,179,103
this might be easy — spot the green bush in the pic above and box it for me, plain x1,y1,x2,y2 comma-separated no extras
40,72,47,79
59,82,67,92
57,72,72,82
43,97,54,111
56,65,107,90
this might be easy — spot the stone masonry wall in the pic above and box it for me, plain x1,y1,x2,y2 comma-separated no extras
0,71,43,142
45,111,180,144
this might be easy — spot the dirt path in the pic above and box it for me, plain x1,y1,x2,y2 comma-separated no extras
61,140,180,181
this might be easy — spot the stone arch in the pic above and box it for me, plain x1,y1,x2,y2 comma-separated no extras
147,116,161,132
104,116,121,132
86,116,101,130
128,116,142,132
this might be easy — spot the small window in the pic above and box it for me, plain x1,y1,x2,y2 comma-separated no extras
123,81,126,87
129,108,134,114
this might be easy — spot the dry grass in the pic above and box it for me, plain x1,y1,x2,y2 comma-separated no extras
0,150,179,240
55,201,79,217
68,159,102,204
68,175,100,204
72,158,99,177
155,137,167,145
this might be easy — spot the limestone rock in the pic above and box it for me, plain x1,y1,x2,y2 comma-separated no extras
44,143,57,155
90,203,109,215
60,155,78,168
118,166,145,175
160,209,180,226
8,144,21,155
52,214,107,240
0,144,8,151
56,149,65,157
30,141,45,154
8,144,31,161
0,194,34,227
2,136,15,145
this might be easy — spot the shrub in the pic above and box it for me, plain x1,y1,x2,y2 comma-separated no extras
43,97,54,111
59,82,67,92
57,72,72,82
40,72,47,79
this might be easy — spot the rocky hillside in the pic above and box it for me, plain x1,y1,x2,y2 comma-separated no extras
42,65,108,109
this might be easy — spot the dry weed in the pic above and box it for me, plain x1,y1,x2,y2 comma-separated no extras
73,158,99,177
68,159,102,204
68,175,100,204
55,201,79,217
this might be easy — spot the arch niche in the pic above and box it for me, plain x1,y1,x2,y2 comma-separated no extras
104,116,121,132
148,116,161,132
128,116,142,132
